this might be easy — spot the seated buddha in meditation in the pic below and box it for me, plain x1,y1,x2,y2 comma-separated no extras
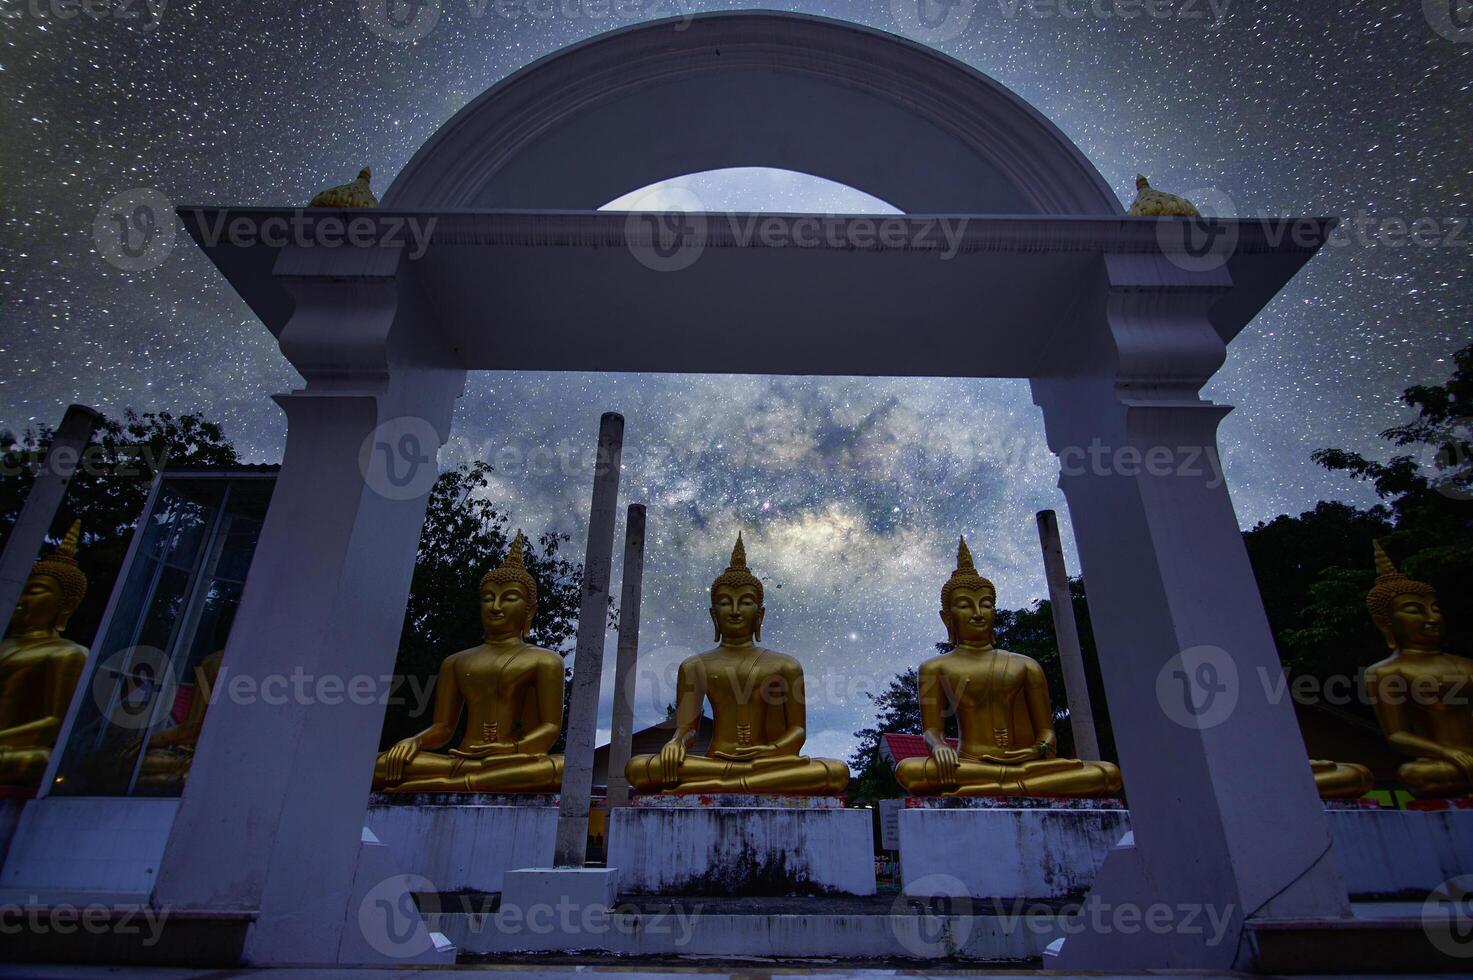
625,533,850,795
895,537,1122,798
1364,541,1472,798
0,521,88,788
373,532,565,793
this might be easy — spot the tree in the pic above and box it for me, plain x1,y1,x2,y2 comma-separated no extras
380,460,583,748
847,667,922,806
0,410,241,644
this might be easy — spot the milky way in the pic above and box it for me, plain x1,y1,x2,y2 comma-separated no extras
2,0,1469,757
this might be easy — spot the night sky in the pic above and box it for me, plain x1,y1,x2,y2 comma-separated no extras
3,1,1469,758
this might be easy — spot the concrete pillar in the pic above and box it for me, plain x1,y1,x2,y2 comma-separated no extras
1035,509,1101,762
150,243,465,965
1030,254,1347,970
604,503,646,809
554,413,624,866
0,404,100,632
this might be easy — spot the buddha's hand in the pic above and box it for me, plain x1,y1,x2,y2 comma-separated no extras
1445,748,1473,784
714,744,776,762
932,743,961,789
382,736,421,784
450,740,517,759
659,740,686,786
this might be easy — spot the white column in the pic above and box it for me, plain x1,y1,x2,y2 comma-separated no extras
1031,254,1348,970
0,404,100,630
150,244,465,965
604,503,646,809
1035,509,1101,763
554,413,624,866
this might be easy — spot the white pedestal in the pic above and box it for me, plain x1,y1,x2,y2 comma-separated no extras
899,804,1129,900
363,798,557,894
607,805,875,896
1327,807,1473,897
0,797,179,899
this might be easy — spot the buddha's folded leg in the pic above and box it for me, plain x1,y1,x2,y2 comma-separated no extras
739,757,849,794
0,746,51,786
1311,760,1374,799
894,756,938,794
457,754,564,793
945,758,1121,798
1399,758,1470,798
624,752,733,792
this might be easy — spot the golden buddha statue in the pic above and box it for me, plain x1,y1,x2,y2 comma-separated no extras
1364,541,1472,798
0,520,88,788
131,648,224,792
625,533,850,795
895,537,1122,798
373,532,565,793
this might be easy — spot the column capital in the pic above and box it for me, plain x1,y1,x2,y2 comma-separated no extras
1103,253,1233,405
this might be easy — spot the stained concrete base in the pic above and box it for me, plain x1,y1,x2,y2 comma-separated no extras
362,802,557,894
436,897,1065,959
607,806,875,896
901,805,1473,901
900,806,1129,900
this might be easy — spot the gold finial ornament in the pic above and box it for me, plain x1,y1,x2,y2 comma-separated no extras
480,530,538,622
0,519,89,787
1366,539,1436,634
370,528,565,793
308,167,378,208
1128,174,1201,217
894,537,1122,798
623,531,851,795
1362,541,1473,798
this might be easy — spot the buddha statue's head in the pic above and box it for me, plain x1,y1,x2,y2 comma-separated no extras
479,530,538,641
1366,540,1441,654
940,536,997,647
8,520,87,639
710,532,764,644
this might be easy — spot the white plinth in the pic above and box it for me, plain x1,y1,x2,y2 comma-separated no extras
900,806,1129,899
363,801,557,894
608,806,875,896
1328,807,1473,897
500,866,620,912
